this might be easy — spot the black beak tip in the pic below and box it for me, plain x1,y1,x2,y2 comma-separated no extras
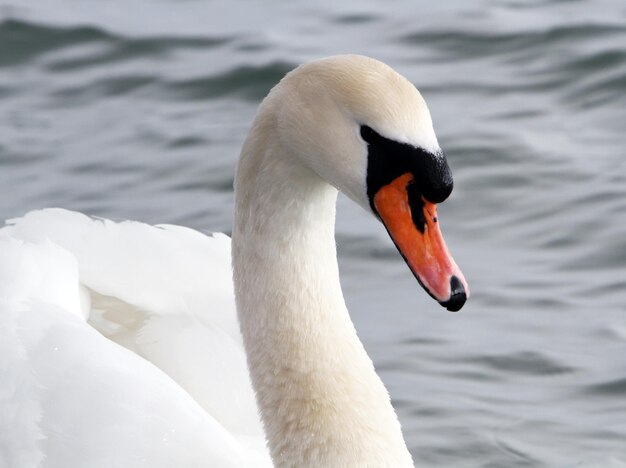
439,275,467,312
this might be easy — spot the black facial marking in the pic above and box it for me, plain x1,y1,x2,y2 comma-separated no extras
363,125,453,212
360,125,377,143
406,180,426,233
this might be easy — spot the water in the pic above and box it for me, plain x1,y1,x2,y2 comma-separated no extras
1,0,626,466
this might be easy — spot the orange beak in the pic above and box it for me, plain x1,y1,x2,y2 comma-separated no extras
373,173,469,311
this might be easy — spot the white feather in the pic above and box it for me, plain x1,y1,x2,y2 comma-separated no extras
0,209,271,468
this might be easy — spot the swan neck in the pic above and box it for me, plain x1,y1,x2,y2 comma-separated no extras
231,113,413,467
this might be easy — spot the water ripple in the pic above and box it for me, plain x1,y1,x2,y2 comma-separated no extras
584,377,626,397
0,18,110,66
0,18,231,69
400,23,626,60
470,351,576,376
162,61,296,101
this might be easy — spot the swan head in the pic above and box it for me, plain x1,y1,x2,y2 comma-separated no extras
268,55,469,310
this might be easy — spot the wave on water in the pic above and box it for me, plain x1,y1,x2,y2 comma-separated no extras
0,18,298,103
0,19,229,67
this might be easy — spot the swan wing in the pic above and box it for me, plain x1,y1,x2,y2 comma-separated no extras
0,209,270,467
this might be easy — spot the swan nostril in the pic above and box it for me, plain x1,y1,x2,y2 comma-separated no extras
439,275,466,312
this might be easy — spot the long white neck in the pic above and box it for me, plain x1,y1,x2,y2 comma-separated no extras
232,103,413,467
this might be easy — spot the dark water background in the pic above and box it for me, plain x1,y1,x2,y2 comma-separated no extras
1,0,626,466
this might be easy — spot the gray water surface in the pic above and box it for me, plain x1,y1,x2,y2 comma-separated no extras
1,1,626,466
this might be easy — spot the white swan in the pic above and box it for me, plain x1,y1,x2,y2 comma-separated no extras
0,55,468,468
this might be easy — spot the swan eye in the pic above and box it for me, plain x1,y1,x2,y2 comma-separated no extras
360,125,378,143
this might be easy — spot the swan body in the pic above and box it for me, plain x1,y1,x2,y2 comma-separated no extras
0,55,468,467
0,209,270,468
